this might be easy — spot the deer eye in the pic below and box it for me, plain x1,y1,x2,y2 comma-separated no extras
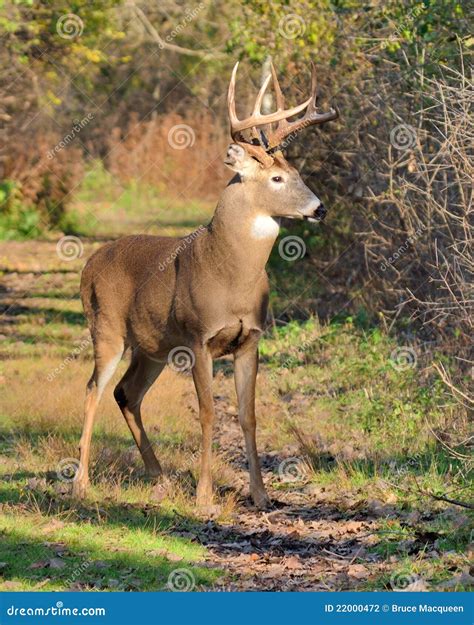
271,176,283,183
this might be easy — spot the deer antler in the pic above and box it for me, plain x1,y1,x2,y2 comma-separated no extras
226,61,338,164
227,62,312,138
266,62,338,149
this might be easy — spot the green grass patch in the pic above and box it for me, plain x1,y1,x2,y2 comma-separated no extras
0,475,219,591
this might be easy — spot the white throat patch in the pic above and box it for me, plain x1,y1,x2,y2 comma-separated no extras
251,215,279,240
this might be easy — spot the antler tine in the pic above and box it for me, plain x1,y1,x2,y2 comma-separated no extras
227,62,311,137
252,72,272,116
310,61,317,100
226,60,337,165
270,61,285,111
266,62,338,149
227,62,240,141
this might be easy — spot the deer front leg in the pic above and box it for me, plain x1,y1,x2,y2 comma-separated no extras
192,346,215,507
234,342,270,509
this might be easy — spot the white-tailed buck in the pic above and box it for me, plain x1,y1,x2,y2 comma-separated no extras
73,61,338,508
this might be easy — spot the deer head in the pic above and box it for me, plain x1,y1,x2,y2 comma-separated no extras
224,61,338,226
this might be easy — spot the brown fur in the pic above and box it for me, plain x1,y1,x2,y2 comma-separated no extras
73,145,326,509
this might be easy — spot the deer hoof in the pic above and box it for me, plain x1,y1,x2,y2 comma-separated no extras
196,486,213,508
196,492,213,507
145,465,163,478
196,503,221,519
252,490,272,510
72,478,89,499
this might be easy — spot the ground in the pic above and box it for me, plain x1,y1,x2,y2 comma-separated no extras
0,182,472,592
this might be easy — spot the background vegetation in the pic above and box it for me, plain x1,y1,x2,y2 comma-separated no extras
0,0,472,591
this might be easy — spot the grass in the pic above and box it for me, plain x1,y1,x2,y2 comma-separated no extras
0,160,214,241
0,169,472,591
0,508,216,591
3,309,470,590
259,318,470,494
72,161,214,239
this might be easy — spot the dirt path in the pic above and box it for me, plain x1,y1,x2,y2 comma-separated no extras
168,397,389,591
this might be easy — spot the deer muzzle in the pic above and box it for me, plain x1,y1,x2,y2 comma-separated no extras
300,200,327,223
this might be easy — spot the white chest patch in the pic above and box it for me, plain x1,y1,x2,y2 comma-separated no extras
251,215,279,240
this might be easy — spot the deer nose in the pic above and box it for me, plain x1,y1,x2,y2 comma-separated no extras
313,203,327,221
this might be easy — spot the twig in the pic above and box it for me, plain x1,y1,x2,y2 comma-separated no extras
128,1,225,60
382,479,474,510
413,475,474,510
424,418,472,460
433,362,474,405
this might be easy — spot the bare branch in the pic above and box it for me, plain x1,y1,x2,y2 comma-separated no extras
127,1,225,60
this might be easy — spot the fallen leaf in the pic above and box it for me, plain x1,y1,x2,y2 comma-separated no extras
437,570,474,589
2,581,22,590
348,564,369,579
166,553,183,562
344,521,364,533
40,519,65,533
43,541,68,554
29,560,49,569
34,578,51,589
284,556,302,570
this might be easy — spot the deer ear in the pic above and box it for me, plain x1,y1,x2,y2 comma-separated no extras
224,143,261,177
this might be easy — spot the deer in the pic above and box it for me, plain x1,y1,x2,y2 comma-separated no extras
72,60,338,509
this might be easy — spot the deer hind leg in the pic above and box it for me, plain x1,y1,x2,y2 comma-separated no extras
234,341,270,509
73,337,124,498
113,351,164,477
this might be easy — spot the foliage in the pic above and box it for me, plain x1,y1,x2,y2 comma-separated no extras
226,0,336,64
0,0,470,414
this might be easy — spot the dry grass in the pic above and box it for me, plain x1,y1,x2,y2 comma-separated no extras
107,111,229,200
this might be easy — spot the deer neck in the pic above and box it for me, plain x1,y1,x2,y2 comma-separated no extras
203,182,278,283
